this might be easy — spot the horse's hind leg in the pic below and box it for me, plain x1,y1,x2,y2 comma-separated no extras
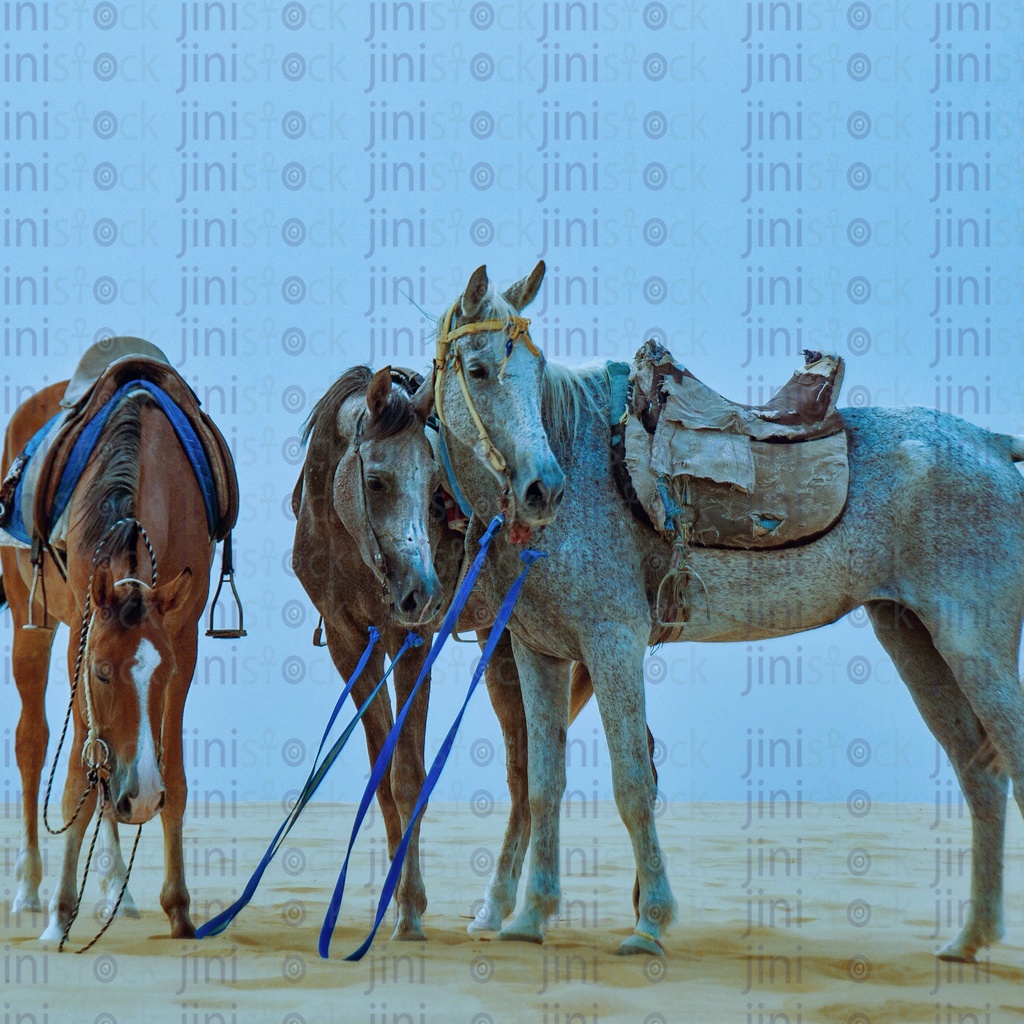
868,601,1008,961
469,628,531,934
5,556,56,916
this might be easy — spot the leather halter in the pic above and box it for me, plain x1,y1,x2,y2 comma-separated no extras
434,302,541,479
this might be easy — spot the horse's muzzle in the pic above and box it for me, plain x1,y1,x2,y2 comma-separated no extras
112,765,166,824
515,461,566,527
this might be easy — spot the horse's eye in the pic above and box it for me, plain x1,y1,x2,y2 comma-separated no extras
468,364,488,380
93,660,113,684
365,476,385,493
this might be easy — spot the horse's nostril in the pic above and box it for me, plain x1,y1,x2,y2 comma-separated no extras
116,793,133,819
157,791,166,811
525,480,546,507
399,589,421,615
552,484,564,508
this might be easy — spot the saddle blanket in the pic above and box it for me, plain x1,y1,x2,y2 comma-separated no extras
0,380,218,549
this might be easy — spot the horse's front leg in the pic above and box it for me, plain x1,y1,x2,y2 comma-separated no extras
10,608,56,915
389,640,431,941
584,625,675,956
40,755,98,942
159,653,196,938
469,628,531,934
497,640,570,945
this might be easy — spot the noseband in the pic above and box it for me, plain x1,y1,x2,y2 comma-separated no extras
433,302,542,481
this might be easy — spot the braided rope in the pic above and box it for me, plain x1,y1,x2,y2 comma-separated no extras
42,516,158,949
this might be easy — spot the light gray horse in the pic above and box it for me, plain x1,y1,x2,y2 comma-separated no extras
432,261,1024,961
289,364,651,940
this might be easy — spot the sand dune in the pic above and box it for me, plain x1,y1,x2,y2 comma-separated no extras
4,801,1024,1023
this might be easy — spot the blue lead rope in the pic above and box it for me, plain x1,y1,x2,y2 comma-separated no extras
343,546,546,961
318,513,505,958
196,626,422,939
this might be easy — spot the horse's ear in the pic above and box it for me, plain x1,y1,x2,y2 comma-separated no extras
412,367,435,420
461,265,489,319
154,567,193,617
91,563,115,609
366,366,393,421
503,260,545,311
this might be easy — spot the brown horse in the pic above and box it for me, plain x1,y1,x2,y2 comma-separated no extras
2,378,220,942
292,365,460,940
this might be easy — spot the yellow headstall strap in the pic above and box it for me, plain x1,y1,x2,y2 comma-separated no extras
434,301,541,478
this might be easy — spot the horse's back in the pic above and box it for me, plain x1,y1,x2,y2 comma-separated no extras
2,381,67,470
841,404,1024,489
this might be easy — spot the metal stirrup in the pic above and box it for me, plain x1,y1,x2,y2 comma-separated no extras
206,532,247,639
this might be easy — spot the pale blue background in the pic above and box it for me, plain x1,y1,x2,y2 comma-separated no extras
2,1,1023,828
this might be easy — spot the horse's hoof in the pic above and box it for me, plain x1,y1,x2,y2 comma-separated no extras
12,890,42,913
615,933,664,956
102,890,141,919
169,916,196,939
937,946,974,962
391,921,427,942
497,920,544,944
467,902,504,935
39,920,65,943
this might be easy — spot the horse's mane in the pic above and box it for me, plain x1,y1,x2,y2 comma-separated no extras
77,392,146,559
301,366,418,448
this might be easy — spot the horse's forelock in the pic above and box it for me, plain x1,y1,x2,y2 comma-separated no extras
363,386,418,441
116,583,148,629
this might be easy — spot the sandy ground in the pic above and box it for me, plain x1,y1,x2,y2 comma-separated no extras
4,801,1024,1024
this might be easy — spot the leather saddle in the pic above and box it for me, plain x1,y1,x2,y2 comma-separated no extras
615,340,849,552
31,337,238,545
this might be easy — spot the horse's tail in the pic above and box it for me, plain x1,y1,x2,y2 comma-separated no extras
568,662,592,724
1010,435,1024,462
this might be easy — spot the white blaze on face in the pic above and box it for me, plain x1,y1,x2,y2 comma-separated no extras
131,638,164,817
406,462,434,571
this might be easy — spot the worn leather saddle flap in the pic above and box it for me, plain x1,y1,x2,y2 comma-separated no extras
622,343,850,549
33,340,238,543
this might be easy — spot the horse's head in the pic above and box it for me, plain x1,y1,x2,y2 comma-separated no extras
84,565,194,825
330,367,444,625
434,262,565,533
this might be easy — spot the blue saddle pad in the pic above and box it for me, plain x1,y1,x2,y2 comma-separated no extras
5,380,217,547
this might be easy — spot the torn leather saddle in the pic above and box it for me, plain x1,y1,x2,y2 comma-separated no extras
611,340,850,626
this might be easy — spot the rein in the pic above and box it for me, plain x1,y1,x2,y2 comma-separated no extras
433,302,541,483
42,517,157,952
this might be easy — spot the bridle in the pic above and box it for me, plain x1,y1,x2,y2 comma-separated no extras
42,517,158,952
348,368,425,603
433,301,542,483
349,406,390,598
